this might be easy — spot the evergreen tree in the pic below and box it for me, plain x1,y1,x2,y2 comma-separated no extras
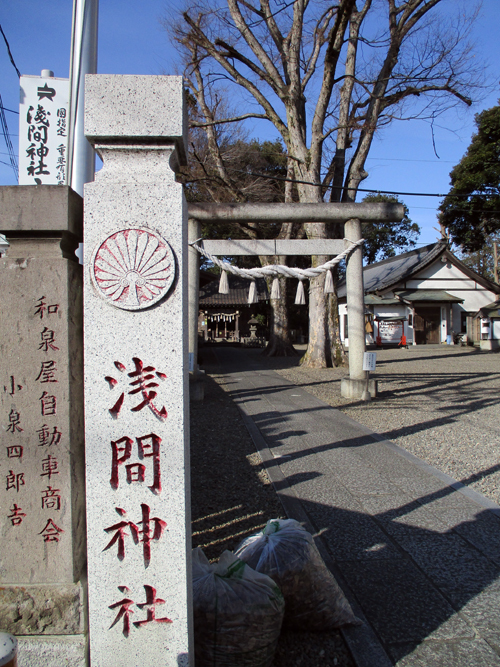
361,194,420,264
439,103,500,252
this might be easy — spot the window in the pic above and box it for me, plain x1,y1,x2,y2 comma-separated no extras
408,313,413,327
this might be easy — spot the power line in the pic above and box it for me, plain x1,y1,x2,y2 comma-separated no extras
228,168,500,199
0,23,19,180
0,94,18,180
367,156,455,164
412,207,500,213
0,24,21,78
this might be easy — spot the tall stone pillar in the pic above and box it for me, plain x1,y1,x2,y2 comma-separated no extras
341,218,377,399
188,218,204,401
0,186,86,666
83,75,193,666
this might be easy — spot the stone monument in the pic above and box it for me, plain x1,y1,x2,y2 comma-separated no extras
0,185,86,666
83,75,193,665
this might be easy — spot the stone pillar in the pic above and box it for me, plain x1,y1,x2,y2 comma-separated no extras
188,218,204,401
83,75,193,666
0,186,86,666
341,218,377,399
187,217,200,371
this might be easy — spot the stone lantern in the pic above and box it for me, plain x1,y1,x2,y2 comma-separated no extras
248,315,259,339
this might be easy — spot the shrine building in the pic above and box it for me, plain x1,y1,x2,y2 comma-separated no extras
198,273,269,344
337,241,500,347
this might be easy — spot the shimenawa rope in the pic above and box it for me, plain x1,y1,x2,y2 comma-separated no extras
191,238,364,304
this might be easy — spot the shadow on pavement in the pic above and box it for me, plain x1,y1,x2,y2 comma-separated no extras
199,345,500,666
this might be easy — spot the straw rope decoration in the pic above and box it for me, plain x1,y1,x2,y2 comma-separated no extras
190,238,364,305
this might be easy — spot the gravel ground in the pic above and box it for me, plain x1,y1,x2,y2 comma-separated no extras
190,364,355,667
276,344,500,505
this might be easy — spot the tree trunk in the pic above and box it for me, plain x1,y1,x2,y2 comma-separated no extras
263,276,298,357
263,218,298,357
294,178,337,367
300,266,333,367
328,275,347,367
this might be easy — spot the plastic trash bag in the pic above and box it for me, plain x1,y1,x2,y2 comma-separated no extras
235,519,360,631
192,548,285,666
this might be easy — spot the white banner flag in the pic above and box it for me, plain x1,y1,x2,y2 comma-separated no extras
19,76,69,186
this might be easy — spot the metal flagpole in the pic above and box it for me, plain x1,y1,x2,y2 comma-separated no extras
67,0,99,197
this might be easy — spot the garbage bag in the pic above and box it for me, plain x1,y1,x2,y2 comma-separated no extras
235,519,360,631
192,548,284,667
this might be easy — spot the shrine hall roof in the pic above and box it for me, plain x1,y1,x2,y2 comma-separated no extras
199,275,269,306
475,298,500,318
394,289,463,303
337,242,447,298
337,240,500,299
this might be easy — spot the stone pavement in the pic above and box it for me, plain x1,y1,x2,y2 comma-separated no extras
205,346,500,667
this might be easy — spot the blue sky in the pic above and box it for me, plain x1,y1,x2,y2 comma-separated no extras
1,0,499,247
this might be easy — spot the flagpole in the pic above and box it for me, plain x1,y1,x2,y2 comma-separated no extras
67,0,99,197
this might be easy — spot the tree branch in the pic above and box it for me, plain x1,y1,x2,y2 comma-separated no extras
310,0,357,170
190,112,270,127
214,37,284,97
182,11,289,140
226,0,285,93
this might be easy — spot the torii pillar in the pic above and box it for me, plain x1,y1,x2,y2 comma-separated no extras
340,218,376,399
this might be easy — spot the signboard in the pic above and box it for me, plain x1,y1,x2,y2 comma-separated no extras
19,75,69,186
378,320,403,343
363,352,377,372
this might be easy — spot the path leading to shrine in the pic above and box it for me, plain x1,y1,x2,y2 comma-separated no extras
202,345,500,667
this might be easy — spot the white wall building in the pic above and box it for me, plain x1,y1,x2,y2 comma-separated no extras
338,242,500,347
475,298,500,350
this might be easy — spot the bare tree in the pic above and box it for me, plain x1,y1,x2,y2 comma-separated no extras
181,79,299,355
170,0,484,367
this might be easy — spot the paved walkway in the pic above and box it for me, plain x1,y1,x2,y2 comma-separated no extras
207,346,500,667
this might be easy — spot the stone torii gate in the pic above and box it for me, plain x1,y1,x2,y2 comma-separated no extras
187,201,404,400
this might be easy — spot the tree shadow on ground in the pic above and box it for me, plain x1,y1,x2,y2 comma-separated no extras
290,494,500,665
189,372,355,667
197,346,500,665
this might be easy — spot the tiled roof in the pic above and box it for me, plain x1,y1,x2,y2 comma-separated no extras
364,294,400,305
199,275,269,306
476,298,500,318
394,289,463,303
337,242,447,298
